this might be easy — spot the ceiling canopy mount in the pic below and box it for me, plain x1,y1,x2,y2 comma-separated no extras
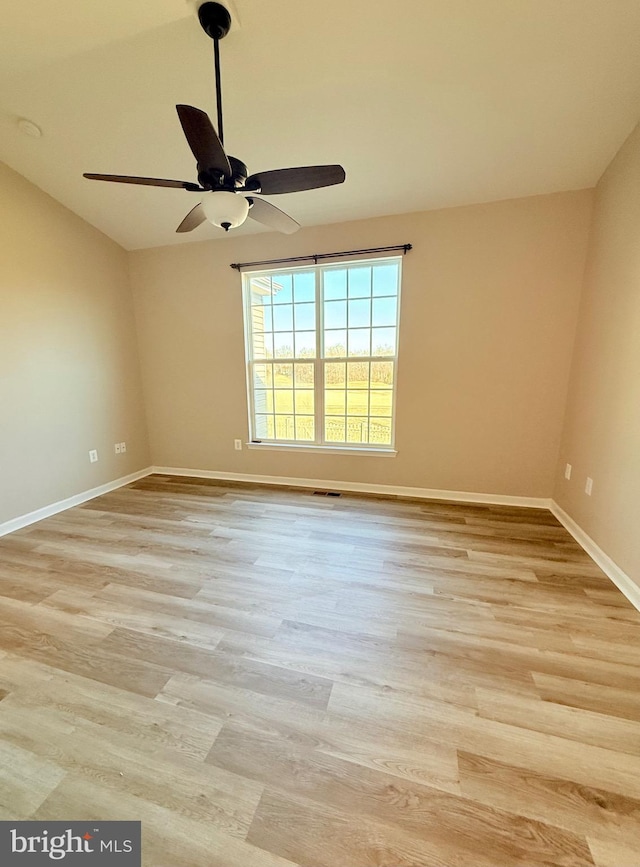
196,2,232,41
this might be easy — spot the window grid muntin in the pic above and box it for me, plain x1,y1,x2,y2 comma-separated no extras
245,258,400,449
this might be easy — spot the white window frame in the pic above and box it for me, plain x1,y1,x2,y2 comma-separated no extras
242,256,402,454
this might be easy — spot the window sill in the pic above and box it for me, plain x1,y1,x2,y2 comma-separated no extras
246,443,397,457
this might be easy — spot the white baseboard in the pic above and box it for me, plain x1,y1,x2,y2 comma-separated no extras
0,467,153,538
151,465,551,509
550,501,640,612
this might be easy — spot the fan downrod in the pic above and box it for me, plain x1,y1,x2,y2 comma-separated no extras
197,2,232,40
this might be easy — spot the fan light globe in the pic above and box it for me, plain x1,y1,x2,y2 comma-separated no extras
201,191,249,231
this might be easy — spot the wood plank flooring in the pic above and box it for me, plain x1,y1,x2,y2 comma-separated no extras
1,474,640,866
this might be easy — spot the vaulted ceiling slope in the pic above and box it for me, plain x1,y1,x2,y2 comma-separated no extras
1,0,640,250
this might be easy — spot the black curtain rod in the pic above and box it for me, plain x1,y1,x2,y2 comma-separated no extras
230,244,412,271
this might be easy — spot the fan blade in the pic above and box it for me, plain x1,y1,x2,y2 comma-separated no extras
245,165,345,195
176,204,207,234
247,197,300,234
83,173,201,190
176,105,231,177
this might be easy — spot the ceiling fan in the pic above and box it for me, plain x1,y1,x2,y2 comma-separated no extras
83,1,346,235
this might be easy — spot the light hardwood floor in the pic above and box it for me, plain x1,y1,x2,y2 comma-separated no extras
1,474,640,866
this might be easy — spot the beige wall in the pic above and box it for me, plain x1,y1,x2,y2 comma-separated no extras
555,123,640,579
0,162,150,525
130,189,592,498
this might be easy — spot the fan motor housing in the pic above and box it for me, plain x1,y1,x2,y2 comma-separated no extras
197,156,247,192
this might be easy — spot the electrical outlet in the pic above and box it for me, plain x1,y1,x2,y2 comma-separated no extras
120,442,127,453
564,463,572,480
115,443,121,454
234,439,242,451
89,449,98,463
585,477,593,496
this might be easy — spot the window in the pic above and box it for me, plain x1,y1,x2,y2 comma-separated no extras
243,257,401,451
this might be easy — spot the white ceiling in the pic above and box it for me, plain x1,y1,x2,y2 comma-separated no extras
1,0,640,250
